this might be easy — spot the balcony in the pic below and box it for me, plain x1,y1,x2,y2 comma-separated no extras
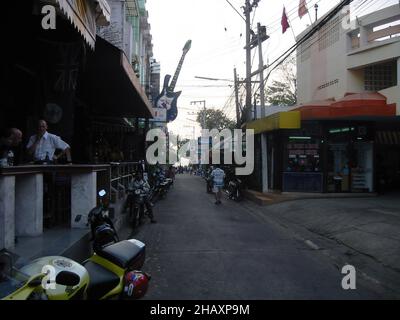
347,4,400,70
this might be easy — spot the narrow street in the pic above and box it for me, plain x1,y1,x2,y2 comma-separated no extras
135,174,380,300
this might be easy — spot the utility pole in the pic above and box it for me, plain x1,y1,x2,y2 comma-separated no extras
257,23,266,118
255,23,270,193
190,100,206,129
244,4,270,193
242,0,263,123
244,0,252,123
234,68,241,128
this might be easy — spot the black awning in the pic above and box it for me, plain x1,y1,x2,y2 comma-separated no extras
79,36,154,119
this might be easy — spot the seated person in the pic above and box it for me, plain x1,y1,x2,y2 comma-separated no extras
0,128,22,166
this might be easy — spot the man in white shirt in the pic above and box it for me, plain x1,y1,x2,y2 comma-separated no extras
210,165,225,205
27,120,72,163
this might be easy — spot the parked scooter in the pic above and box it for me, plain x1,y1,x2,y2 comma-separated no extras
150,171,169,201
127,188,148,228
0,191,151,300
87,189,119,252
226,177,243,201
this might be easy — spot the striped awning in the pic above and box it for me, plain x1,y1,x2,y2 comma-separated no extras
54,0,110,49
376,131,400,145
94,0,111,26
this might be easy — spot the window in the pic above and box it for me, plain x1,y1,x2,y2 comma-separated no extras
364,61,397,91
284,137,321,173
318,16,340,51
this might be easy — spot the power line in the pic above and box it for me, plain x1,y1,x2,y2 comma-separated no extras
254,0,389,99
252,0,355,95
225,0,246,22
264,0,380,63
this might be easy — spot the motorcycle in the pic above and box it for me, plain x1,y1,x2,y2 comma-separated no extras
227,177,243,201
127,188,149,228
0,191,151,300
87,189,119,252
150,173,169,201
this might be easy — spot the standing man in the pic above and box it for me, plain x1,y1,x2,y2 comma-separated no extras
0,128,23,165
210,165,225,205
26,120,72,164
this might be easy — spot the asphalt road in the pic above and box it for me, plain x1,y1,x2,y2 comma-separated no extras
134,174,380,300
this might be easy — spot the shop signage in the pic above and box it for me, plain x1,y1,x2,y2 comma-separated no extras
287,143,319,156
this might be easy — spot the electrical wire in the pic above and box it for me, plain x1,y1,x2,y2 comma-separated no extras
253,0,392,102
251,0,355,97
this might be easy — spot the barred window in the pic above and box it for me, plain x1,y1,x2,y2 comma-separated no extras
318,16,340,51
364,61,397,91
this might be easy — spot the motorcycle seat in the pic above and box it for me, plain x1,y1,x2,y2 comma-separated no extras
83,260,120,300
97,240,145,270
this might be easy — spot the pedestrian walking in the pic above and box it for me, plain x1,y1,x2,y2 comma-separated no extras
210,165,225,205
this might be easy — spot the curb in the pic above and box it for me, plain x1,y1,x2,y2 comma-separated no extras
243,190,378,206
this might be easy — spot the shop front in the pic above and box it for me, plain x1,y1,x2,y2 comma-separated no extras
281,92,396,193
246,92,397,194
281,122,374,193
282,125,323,193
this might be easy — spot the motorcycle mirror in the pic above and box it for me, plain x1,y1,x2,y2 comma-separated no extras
56,271,80,287
98,190,106,197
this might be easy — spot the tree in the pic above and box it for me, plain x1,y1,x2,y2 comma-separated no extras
196,108,236,131
265,56,297,106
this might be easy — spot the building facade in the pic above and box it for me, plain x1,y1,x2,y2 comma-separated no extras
247,3,400,194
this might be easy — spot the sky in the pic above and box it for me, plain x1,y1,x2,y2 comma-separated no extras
146,0,398,139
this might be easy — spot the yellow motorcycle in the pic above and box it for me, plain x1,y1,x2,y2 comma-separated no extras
1,191,150,300
1,239,150,300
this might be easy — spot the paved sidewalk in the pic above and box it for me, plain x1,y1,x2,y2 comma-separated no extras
246,193,400,296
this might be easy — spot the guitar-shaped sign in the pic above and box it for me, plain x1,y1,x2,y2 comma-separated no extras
154,40,192,122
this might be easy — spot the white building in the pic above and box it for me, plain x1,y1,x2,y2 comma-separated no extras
247,3,400,194
297,4,400,111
